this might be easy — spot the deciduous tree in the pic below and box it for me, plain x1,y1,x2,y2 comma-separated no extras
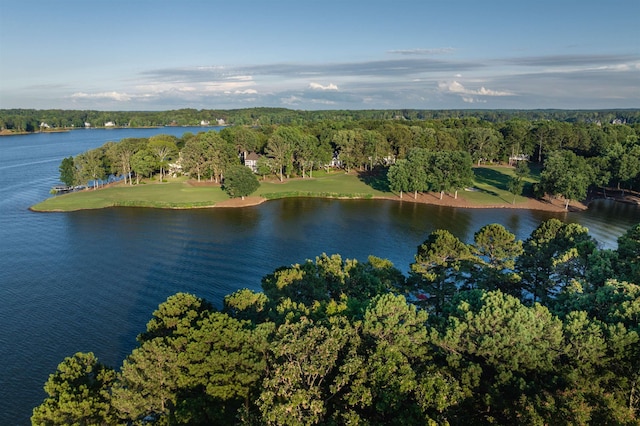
540,150,592,209
181,134,211,182
465,127,501,166
147,135,178,182
266,127,298,181
58,156,76,187
130,149,156,184
223,164,260,199
386,159,411,198
75,149,106,189
107,138,145,185
333,129,365,173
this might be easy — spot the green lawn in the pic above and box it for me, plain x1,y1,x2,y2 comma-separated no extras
31,179,231,211
257,172,389,200
465,165,537,205
31,166,539,211
32,172,389,212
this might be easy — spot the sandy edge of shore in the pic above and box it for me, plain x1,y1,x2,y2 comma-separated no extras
212,192,590,213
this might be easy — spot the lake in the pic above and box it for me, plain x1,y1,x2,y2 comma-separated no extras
1,127,638,425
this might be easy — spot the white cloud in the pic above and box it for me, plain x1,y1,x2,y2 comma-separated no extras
388,48,454,55
441,81,465,94
234,89,258,94
462,96,486,103
439,80,514,97
310,99,337,105
70,91,132,101
309,82,339,91
475,86,513,96
280,95,302,105
227,75,254,81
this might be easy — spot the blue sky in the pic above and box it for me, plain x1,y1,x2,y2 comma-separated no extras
1,0,638,111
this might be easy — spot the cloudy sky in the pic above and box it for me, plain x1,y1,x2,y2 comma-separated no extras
1,0,638,111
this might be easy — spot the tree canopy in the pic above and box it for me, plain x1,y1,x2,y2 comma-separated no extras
222,165,260,199
34,220,640,425
46,107,640,203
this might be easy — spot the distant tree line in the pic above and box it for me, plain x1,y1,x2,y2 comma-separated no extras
2,107,640,132
32,220,640,425
59,114,640,204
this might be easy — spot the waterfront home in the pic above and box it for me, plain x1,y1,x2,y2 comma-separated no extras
243,152,260,173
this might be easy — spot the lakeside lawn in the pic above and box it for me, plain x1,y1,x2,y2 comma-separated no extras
464,165,539,205
31,177,231,211
257,171,390,200
31,166,537,212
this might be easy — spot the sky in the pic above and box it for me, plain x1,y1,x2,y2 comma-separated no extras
0,0,638,111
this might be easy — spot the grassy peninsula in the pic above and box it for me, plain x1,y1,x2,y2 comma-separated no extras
31,166,564,213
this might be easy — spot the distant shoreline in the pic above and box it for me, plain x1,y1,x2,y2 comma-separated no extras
0,125,224,137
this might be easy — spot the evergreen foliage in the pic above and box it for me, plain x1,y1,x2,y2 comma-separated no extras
33,221,640,425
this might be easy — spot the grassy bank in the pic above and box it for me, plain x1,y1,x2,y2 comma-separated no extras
257,172,388,200
31,179,230,211
463,165,538,205
31,166,538,212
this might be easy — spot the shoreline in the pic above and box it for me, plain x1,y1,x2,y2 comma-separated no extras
32,174,639,213
0,125,225,137
32,191,635,214
210,188,638,212
207,192,587,213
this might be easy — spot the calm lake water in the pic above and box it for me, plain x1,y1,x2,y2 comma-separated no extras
0,127,638,425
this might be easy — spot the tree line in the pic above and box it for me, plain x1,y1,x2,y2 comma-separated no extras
59,115,640,206
3,107,640,132
32,220,640,425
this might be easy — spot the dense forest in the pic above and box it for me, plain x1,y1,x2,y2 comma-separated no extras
55,112,640,206
2,108,640,132
33,220,640,425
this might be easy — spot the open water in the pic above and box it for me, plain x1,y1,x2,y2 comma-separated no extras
0,127,638,424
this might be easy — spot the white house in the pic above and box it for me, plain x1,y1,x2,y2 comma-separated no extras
508,154,529,166
243,152,260,173
168,154,183,177
328,151,342,168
